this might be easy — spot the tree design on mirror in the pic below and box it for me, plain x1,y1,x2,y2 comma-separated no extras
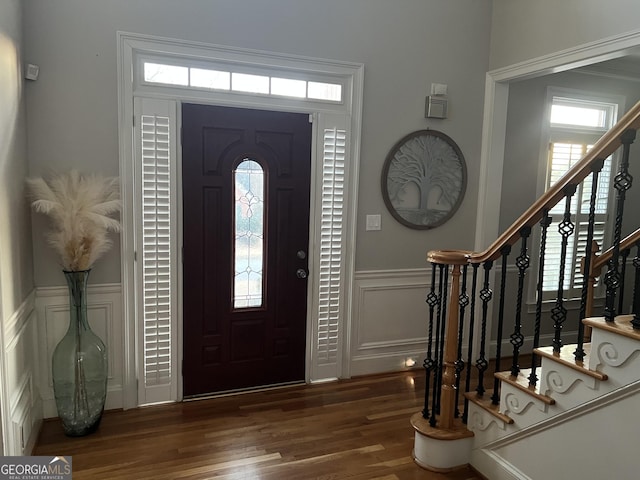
382,130,466,229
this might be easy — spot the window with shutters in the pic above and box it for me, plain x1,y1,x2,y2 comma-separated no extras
317,126,346,367
134,97,179,405
541,92,619,298
141,113,172,388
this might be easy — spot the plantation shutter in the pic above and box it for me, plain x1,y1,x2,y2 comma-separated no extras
543,142,610,296
134,97,178,404
311,113,349,380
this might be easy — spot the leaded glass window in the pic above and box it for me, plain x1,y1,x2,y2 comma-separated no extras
233,159,265,308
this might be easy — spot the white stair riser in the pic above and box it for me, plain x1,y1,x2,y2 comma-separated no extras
468,319,640,476
498,383,549,427
589,329,640,385
465,402,510,447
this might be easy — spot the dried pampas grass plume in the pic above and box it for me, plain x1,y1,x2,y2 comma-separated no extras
27,170,121,271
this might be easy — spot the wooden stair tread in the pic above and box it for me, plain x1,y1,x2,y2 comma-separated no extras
584,315,640,342
534,343,608,381
494,369,556,405
463,391,514,424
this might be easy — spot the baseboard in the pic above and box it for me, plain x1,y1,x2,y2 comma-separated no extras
471,448,531,480
350,351,425,377
43,384,125,419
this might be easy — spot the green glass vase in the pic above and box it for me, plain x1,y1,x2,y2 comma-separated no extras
52,270,108,436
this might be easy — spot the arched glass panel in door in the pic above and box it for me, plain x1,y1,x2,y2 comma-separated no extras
233,159,265,308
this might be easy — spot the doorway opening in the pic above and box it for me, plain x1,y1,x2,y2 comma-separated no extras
118,32,364,407
181,104,312,396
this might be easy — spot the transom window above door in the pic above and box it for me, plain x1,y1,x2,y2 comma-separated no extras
142,61,343,102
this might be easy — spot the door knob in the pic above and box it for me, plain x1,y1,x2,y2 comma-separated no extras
296,268,308,279
297,250,307,260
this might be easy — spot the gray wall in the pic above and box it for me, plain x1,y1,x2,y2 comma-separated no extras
490,0,640,70
0,0,34,320
23,0,492,286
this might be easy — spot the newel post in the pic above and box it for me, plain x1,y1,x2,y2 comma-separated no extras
412,250,473,472
439,263,462,429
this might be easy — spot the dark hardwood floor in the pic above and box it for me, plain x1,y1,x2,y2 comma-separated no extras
34,370,482,479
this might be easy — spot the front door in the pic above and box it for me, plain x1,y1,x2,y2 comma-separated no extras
182,104,312,396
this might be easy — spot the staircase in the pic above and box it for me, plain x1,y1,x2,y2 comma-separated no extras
466,315,640,479
411,101,640,478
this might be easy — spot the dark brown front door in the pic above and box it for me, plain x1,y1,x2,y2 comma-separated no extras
182,104,312,396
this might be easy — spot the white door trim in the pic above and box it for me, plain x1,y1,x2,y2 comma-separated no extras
117,32,363,407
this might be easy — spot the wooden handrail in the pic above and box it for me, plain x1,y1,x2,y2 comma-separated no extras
421,100,640,435
592,227,640,273
445,100,640,265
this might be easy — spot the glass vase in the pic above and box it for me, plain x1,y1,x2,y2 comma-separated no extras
52,270,108,436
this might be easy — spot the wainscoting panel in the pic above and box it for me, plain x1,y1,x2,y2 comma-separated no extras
2,291,42,455
350,269,430,376
36,284,123,419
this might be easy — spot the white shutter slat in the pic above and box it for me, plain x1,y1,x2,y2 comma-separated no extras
141,111,173,390
135,97,177,405
543,138,612,297
316,125,346,368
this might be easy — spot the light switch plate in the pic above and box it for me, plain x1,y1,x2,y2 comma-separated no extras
366,214,381,231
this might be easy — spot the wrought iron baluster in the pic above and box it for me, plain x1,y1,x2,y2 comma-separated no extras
605,129,636,322
618,248,630,314
476,260,493,396
422,264,439,419
576,160,604,361
531,212,551,385
455,264,469,417
552,187,577,353
430,264,445,427
462,263,479,424
491,246,510,405
510,227,531,377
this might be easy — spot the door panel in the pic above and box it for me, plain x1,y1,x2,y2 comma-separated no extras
182,104,312,396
